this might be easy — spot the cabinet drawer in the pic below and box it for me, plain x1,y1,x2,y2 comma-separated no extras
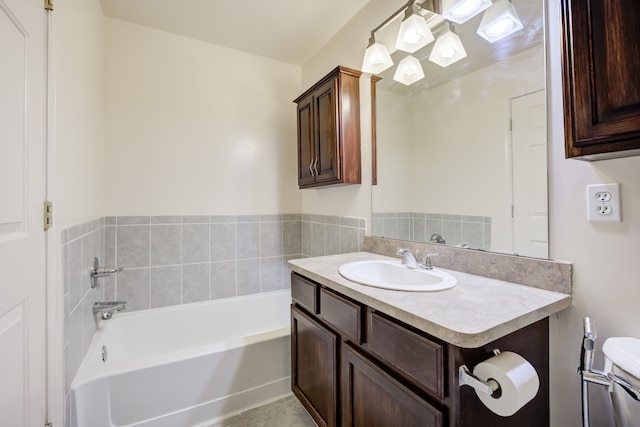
367,311,445,399
291,273,318,314
320,288,362,343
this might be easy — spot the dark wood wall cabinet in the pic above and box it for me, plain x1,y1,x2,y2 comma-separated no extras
290,272,550,427
294,66,362,188
561,0,640,160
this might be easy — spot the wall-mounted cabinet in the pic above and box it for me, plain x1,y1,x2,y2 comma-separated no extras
561,0,640,160
294,66,362,188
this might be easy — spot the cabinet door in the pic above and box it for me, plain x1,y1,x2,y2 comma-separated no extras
341,344,443,427
562,0,640,159
291,305,338,427
314,78,340,183
296,94,316,186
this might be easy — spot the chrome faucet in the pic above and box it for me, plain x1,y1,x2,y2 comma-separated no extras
90,257,123,289
93,301,127,320
397,248,419,268
430,233,446,245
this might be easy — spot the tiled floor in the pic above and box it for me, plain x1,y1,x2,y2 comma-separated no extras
208,395,317,427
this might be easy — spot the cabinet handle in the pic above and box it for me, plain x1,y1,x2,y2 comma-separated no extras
309,160,314,176
313,157,319,176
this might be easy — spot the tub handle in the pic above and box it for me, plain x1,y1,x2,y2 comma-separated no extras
91,257,123,288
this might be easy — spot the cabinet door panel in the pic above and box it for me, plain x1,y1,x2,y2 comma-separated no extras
297,95,315,186
562,0,640,159
291,305,338,427
314,79,339,183
342,345,443,427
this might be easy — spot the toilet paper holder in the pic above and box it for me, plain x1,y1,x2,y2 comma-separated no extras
459,349,501,396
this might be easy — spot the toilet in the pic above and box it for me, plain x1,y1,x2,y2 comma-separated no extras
602,337,640,427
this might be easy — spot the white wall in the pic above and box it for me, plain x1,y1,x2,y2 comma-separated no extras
54,0,105,229
104,18,301,216
546,2,640,425
298,0,413,223
49,0,106,425
305,0,640,425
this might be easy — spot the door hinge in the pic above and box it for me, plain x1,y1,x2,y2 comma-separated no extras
44,0,53,10
43,201,53,231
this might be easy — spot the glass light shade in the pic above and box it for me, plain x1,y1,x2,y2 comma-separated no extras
477,0,524,43
395,13,435,53
361,41,394,74
428,30,467,67
393,56,425,86
442,0,492,24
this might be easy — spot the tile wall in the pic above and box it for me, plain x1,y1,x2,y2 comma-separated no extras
62,213,366,425
371,211,492,251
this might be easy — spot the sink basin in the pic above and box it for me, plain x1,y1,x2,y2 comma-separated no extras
338,260,457,292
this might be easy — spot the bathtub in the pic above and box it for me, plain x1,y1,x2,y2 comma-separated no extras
70,289,292,427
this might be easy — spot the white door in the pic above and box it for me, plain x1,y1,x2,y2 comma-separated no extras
511,90,548,258
0,0,47,425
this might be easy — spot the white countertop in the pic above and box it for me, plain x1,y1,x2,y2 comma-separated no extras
288,252,572,348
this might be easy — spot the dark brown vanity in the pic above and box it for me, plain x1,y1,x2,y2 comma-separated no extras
288,252,571,427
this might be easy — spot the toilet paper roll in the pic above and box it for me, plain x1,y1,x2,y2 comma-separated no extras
472,351,540,417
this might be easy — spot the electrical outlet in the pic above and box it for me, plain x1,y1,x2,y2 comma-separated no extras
587,183,622,222
595,192,611,202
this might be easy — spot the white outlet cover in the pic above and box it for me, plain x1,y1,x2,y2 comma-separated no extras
587,183,622,223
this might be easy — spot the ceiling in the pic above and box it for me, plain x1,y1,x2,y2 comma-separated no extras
100,0,371,66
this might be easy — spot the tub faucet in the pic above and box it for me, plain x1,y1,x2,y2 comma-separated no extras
93,301,127,320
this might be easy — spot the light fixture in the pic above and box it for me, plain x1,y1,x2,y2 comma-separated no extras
477,0,523,43
429,24,467,67
395,7,435,53
361,34,394,74
393,55,425,85
442,0,492,24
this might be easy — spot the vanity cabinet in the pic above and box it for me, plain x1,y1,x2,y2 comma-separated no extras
561,0,640,160
294,66,362,188
290,272,550,427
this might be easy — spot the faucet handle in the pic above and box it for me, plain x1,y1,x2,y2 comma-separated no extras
421,253,439,270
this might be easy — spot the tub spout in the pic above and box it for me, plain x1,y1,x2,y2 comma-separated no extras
93,301,127,320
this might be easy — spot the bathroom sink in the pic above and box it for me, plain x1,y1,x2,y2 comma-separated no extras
338,260,457,292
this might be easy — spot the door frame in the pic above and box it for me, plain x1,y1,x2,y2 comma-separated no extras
44,6,64,426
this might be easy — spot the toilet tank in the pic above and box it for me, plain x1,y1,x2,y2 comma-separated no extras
603,337,640,427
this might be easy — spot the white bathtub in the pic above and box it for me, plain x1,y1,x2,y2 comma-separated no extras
70,289,292,427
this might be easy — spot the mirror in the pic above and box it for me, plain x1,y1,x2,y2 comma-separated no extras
371,0,548,259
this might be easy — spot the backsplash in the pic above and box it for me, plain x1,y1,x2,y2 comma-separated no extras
364,236,572,295
62,213,365,401
372,212,492,251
